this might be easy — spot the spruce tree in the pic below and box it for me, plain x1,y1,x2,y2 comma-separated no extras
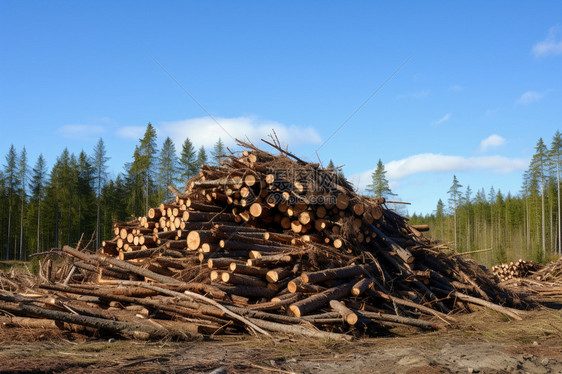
125,146,145,217
92,139,109,249
464,185,473,251
195,146,208,171
211,138,225,166
138,123,158,214
529,138,549,257
435,198,445,238
550,131,562,255
447,175,463,249
29,154,47,253
18,147,28,260
3,145,18,260
179,137,197,182
77,151,95,242
158,137,179,201
366,159,395,198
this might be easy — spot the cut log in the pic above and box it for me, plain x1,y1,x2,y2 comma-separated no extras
351,277,373,296
329,300,358,325
288,280,355,317
183,211,236,222
221,272,268,288
187,230,217,250
266,267,293,283
370,225,414,264
301,263,375,284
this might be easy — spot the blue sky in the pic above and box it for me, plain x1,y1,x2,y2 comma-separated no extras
1,1,561,215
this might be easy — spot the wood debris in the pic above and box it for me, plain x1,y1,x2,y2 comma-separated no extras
0,140,528,341
492,259,541,282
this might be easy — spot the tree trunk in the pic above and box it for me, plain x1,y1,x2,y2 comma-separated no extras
19,192,24,260
36,198,41,253
453,209,457,249
7,198,12,260
558,162,561,255
541,183,546,257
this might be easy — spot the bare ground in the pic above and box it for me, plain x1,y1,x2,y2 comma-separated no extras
1,302,561,374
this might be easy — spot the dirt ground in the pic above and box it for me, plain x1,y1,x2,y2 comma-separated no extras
1,300,561,374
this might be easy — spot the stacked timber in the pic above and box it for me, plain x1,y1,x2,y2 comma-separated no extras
492,260,541,282
0,140,527,341
531,257,562,282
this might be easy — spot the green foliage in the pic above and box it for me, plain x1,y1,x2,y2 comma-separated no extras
158,137,179,201
411,130,562,266
179,137,198,182
3,144,19,260
366,159,395,198
1,128,561,265
195,146,207,171
92,138,109,248
447,175,463,211
211,138,225,166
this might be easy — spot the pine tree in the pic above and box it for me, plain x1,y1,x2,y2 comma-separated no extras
18,147,28,260
3,145,18,260
179,137,197,182
92,139,109,249
158,137,179,201
29,154,47,253
327,160,335,169
447,175,463,249
551,130,562,255
211,138,225,166
366,159,395,198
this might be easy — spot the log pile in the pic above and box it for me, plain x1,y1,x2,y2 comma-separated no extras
496,257,562,303
0,140,527,341
532,257,562,282
492,260,541,282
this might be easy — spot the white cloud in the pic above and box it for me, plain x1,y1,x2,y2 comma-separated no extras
350,153,528,192
58,124,104,140
158,116,321,148
432,113,451,126
517,91,544,105
532,26,562,57
116,126,146,140
479,134,506,152
449,84,463,92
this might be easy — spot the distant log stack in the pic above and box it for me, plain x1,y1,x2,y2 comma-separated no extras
492,260,541,282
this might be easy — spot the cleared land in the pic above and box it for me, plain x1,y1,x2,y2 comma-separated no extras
1,300,560,374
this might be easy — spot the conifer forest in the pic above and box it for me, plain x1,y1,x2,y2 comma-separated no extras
1,124,560,268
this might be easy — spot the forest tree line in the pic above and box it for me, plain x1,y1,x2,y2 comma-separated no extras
408,131,562,265
0,123,227,261
2,123,560,266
